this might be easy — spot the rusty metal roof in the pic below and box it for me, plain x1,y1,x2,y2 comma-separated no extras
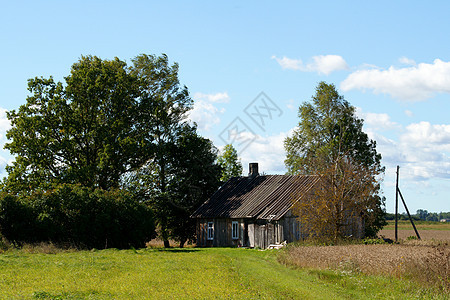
191,175,319,220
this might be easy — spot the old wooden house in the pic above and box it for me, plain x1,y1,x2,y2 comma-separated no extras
191,163,321,248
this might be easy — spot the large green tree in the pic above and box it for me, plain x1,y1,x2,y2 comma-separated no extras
122,125,222,247
4,54,192,193
5,56,139,191
2,54,210,247
162,126,222,247
128,54,197,247
285,82,383,174
285,82,386,238
217,144,243,182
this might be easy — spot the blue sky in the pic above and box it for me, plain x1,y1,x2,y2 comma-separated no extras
1,1,449,213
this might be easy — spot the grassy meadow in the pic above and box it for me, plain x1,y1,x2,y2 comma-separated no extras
0,243,448,299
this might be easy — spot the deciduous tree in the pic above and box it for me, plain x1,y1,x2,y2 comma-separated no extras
292,156,384,241
2,54,201,247
122,125,221,247
285,82,386,238
217,144,243,182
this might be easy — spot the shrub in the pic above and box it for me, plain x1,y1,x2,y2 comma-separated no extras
0,184,155,249
362,238,387,245
0,193,39,244
0,234,11,252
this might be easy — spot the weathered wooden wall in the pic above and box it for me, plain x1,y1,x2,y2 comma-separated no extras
196,215,307,248
196,212,364,248
196,218,246,247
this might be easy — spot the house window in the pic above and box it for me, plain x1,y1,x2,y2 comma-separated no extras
207,222,214,240
232,221,239,239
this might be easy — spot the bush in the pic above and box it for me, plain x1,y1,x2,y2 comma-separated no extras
0,193,38,244
0,184,155,249
362,238,387,245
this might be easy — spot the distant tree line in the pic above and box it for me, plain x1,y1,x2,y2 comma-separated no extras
385,210,450,221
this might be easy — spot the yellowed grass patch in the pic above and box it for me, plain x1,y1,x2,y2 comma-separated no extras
281,242,449,292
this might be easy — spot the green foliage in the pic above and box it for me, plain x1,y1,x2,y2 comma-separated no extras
362,238,387,245
5,57,138,191
363,195,388,238
415,209,450,222
284,81,383,175
0,184,155,249
217,144,243,182
124,126,222,247
1,53,204,248
285,82,386,239
3,54,191,193
385,210,450,222
165,127,222,246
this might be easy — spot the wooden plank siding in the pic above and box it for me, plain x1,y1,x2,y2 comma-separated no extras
196,216,306,248
196,218,246,247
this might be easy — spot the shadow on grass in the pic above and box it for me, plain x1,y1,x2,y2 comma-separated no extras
155,248,201,253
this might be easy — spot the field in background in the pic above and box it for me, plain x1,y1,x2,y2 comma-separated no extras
379,220,450,241
383,220,450,230
0,246,445,299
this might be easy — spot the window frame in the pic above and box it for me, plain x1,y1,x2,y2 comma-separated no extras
207,222,214,240
232,221,239,240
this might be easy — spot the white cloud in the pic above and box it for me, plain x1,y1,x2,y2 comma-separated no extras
341,59,450,101
401,122,450,151
271,56,303,70
238,131,292,175
188,100,225,131
0,155,7,169
188,92,231,131
308,55,349,75
0,108,12,177
0,108,11,146
193,92,230,103
272,55,348,75
369,121,450,181
0,108,11,132
352,108,450,184
286,99,296,111
355,107,398,131
399,57,416,66
404,110,414,117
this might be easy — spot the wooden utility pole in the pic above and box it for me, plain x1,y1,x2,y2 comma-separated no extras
395,166,399,242
395,166,421,241
398,188,421,240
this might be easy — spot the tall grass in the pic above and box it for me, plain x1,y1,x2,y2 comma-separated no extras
403,243,450,292
279,240,450,293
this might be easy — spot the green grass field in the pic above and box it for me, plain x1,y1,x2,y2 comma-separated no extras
0,247,445,299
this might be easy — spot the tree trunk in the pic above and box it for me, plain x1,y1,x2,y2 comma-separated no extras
179,238,187,248
163,239,170,248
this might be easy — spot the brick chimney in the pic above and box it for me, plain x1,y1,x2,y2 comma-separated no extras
248,163,259,179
